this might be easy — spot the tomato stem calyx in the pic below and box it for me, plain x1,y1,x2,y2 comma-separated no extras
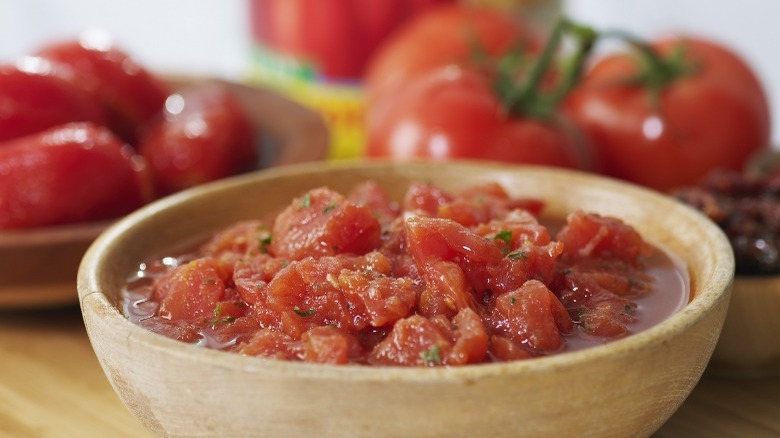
497,19,598,121
602,30,698,107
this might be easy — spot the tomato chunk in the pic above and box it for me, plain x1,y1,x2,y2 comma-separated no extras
153,257,230,321
271,187,382,260
488,280,573,352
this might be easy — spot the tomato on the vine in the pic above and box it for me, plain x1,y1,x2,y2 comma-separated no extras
365,66,590,169
364,3,541,110
564,36,771,191
365,18,598,170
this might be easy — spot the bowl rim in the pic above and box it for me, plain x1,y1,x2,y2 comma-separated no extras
78,159,735,382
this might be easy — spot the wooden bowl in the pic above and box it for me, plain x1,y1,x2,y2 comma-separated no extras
78,161,734,437
0,77,328,309
708,275,780,377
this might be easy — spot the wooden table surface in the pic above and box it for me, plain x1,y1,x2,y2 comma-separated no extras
1,304,779,438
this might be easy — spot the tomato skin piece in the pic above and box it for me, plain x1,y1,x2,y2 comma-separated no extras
137,85,256,196
0,122,151,229
364,3,539,108
0,60,107,142
564,37,771,191
36,37,170,143
366,67,589,169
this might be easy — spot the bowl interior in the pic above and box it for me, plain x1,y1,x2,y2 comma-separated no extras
82,160,733,356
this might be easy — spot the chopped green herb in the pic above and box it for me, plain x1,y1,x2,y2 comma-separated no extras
625,305,635,315
507,250,527,260
323,202,337,213
419,344,442,365
510,297,517,305
257,235,272,253
299,193,312,208
294,306,316,317
210,304,236,327
494,230,512,244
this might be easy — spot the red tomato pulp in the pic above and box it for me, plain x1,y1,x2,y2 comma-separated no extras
123,181,689,366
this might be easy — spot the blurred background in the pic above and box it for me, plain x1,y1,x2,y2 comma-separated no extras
1,0,777,146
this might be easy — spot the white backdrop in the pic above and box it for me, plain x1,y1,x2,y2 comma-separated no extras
1,0,778,144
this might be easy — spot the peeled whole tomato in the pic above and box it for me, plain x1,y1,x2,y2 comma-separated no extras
0,59,107,143
0,122,152,229
36,35,170,144
137,85,256,196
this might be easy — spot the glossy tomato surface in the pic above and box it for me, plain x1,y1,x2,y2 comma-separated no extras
37,36,170,144
366,67,590,169
564,37,771,191
0,59,106,142
137,85,256,196
0,122,151,229
364,3,540,108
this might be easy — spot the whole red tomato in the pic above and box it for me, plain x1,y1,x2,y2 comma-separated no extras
365,66,590,169
364,3,540,110
249,0,453,80
0,59,106,142
36,35,170,144
138,85,256,196
0,122,152,229
564,36,771,191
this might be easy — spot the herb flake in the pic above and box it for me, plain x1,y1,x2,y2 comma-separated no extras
299,193,312,209
507,250,527,260
293,306,316,317
419,344,442,365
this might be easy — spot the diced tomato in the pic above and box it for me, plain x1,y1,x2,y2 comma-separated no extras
447,308,489,365
368,315,452,366
557,210,647,262
402,181,453,215
271,187,382,260
337,267,417,327
417,260,478,318
238,329,300,360
488,280,573,352
347,180,401,227
154,257,230,321
301,326,363,364
438,182,543,227
579,301,636,338
405,216,503,265
488,335,534,362
138,318,200,343
200,220,272,259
